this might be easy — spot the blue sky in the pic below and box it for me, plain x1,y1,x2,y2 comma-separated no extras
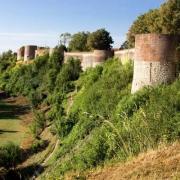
0,0,164,53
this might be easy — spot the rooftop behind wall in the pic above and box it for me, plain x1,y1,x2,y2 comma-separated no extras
132,33,180,93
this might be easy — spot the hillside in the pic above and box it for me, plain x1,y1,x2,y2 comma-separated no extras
86,142,180,180
37,59,180,179
0,93,33,147
0,48,179,179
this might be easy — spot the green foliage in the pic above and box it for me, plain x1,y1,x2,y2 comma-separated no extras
40,59,180,179
127,9,161,47
69,32,90,52
160,0,180,34
30,139,47,153
30,111,46,138
127,0,180,47
59,33,71,47
55,58,82,93
0,50,16,73
120,41,130,50
48,46,64,70
87,28,114,50
0,48,82,146
0,142,21,169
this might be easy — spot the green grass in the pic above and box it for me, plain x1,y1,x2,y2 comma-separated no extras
0,100,28,146
0,119,25,146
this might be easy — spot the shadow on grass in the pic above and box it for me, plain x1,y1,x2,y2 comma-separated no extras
0,129,19,134
0,91,9,100
18,163,46,180
17,140,50,179
0,140,50,179
0,103,31,120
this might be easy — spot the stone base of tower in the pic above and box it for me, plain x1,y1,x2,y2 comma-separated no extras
131,61,176,93
131,33,180,93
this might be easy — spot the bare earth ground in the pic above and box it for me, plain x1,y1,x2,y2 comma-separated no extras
84,142,180,180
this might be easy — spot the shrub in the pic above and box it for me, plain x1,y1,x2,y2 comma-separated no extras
30,111,46,138
0,142,21,169
31,139,47,153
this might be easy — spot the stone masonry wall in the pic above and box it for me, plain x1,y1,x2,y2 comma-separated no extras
24,45,37,61
132,34,180,93
64,50,113,70
114,49,135,64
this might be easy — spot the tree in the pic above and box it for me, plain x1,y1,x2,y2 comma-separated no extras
59,33,72,47
127,9,161,47
0,50,16,73
87,29,114,50
159,0,180,34
120,41,130,50
49,45,64,70
127,0,180,47
69,32,90,52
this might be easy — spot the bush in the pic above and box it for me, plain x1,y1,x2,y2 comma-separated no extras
30,111,46,138
31,139,47,153
0,142,21,169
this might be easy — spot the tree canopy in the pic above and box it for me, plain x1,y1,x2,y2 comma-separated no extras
127,0,180,47
69,32,90,52
0,50,16,73
87,28,114,50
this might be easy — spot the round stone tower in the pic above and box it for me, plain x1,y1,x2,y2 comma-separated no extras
24,45,37,61
131,34,180,93
17,46,24,61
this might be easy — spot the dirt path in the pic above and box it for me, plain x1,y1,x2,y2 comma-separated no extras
32,139,60,179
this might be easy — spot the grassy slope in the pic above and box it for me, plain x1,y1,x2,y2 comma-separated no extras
0,95,33,147
85,141,180,180
39,59,180,179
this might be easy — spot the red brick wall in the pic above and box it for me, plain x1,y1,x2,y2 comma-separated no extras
135,34,180,62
